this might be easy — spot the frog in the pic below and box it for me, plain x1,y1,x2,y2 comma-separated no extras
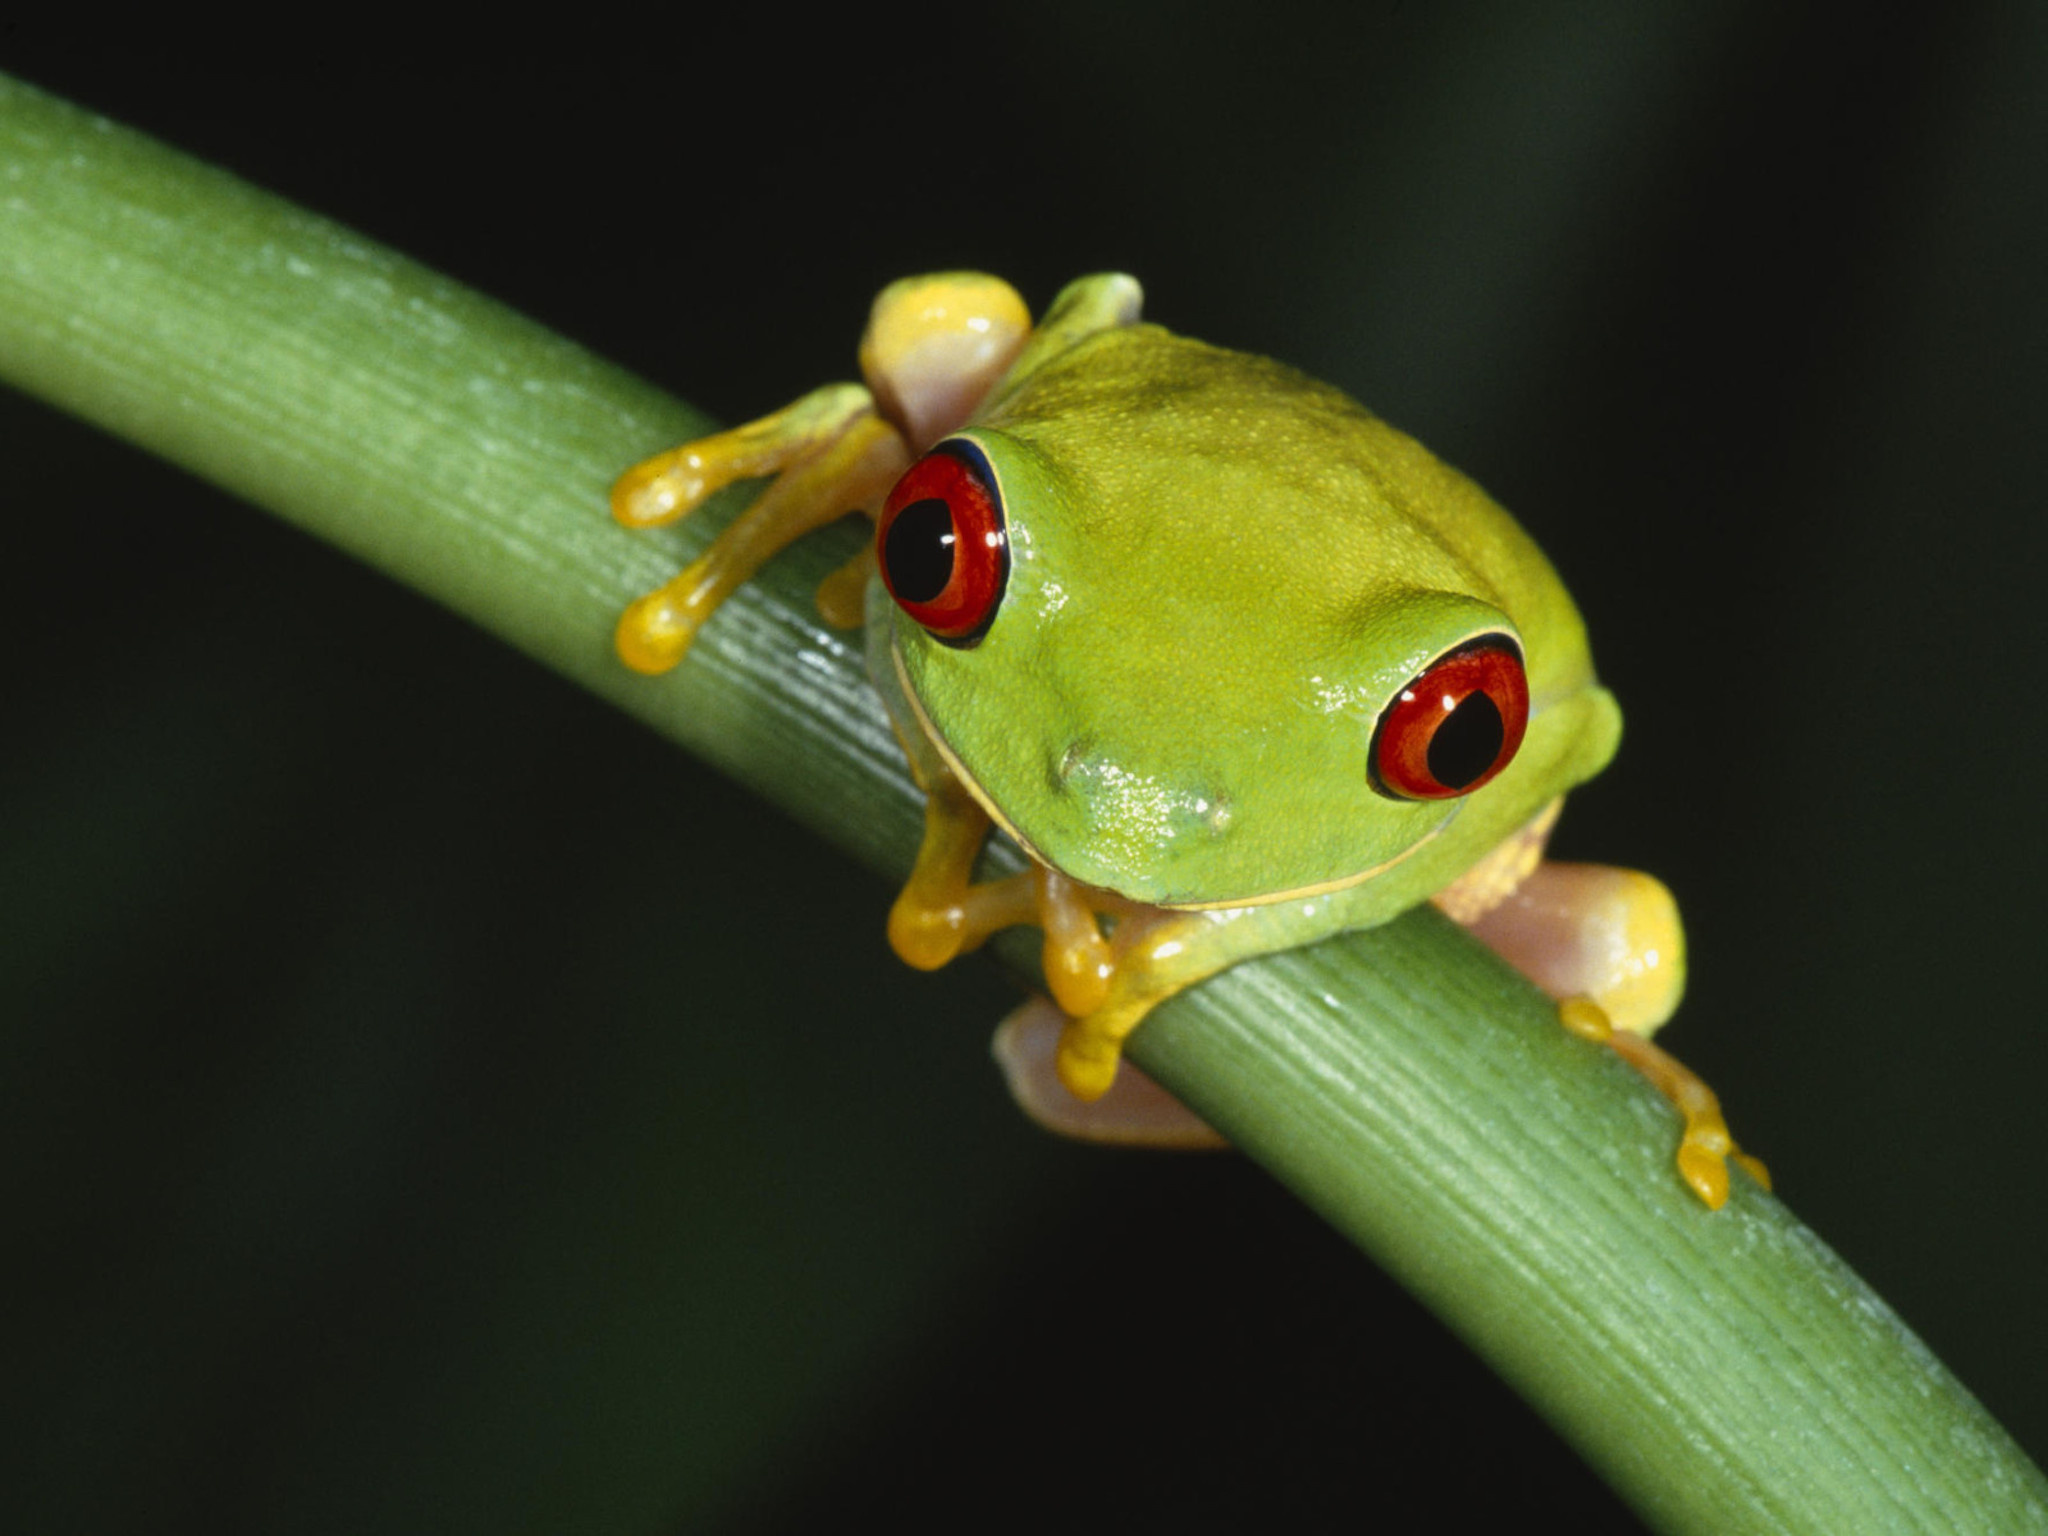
609,272,1766,1209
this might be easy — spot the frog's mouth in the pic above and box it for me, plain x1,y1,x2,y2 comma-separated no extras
1161,808,1457,911
892,643,1460,910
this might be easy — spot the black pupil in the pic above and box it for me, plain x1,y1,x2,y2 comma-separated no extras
884,497,957,603
1426,690,1505,790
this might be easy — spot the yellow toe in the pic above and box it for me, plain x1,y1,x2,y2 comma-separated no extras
614,587,700,674
1055,1026,1120,1103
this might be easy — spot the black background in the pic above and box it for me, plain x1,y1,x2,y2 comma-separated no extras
5,7,2045,1531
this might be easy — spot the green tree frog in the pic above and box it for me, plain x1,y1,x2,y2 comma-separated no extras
610,273,1766,1209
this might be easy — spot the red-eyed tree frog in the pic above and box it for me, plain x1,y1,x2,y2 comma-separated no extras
610,273,1766,1208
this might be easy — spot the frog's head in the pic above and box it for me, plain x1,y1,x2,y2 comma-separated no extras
876,326,1619,913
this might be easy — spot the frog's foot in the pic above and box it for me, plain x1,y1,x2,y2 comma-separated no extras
613,387,909,673
889,777,1014,961
998,875,1261,1113
613,383,875,532
1559,999,1771,1210
992,996,1227,1149
1047,904,1225,1106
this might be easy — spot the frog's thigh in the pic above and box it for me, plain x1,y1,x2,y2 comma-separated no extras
1455,861,1685,1035
994,996,1227,1150
859,274,1032,449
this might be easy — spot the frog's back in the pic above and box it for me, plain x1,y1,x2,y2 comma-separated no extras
981,325,1584,690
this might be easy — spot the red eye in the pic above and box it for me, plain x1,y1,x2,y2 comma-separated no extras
876,440,1009,645
1371,637,1530,800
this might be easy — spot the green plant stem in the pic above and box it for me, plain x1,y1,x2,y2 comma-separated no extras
2,74,2041,1534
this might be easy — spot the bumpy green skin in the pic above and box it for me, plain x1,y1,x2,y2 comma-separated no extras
887,276,1620,918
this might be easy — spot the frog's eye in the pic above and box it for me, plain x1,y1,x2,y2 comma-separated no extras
876,440,1009,646
1371,636,1530,800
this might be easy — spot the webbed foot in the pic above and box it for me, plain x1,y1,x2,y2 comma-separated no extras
613,389,906,672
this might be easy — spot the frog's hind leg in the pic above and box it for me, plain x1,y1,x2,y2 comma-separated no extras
858,273,1036,450
1452,857,1768,1209
1449,854,1683,1036
993,996,1227,1149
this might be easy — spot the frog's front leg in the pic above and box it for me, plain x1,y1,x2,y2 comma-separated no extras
872,642,1232,1143
885,757,1235,1145
611,273,1035,671
884,762,1120,1021
615,391,909,672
